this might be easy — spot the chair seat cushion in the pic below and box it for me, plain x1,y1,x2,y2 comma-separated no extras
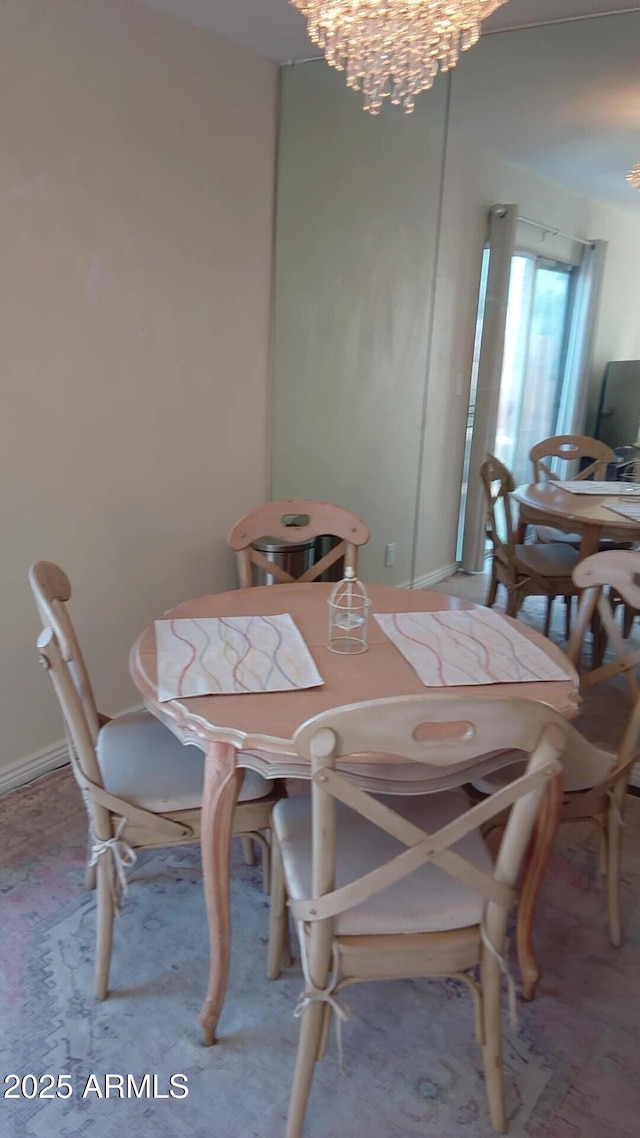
97,711,272,812
515,542,579,578
535,525,581,546
471,745,617,796
535,525,631,552
274,790,494,936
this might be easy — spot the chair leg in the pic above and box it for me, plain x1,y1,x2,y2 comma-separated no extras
316,1003,332,1061
564,596,572,641
607,795,624,947
267,833,287,980
505,588,520,619
486,568,499,609
85,826,97,889
622,604,635,639
286,1000,326,1138
480,951,507,1134
543,595,553,638
95,856,115,1001
244,830,271,893
241,836,256,866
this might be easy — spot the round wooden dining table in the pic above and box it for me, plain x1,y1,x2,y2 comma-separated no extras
130,582,579,1044
513,481,640,560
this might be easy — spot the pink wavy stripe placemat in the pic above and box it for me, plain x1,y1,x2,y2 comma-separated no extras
558,480,640,495
155,614,323,701
605,501,640,522
374,609,573,687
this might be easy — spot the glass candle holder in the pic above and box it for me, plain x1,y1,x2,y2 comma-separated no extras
327,568,370,654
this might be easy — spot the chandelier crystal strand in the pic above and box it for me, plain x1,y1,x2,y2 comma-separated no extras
291,1,510,114
627,163,640,190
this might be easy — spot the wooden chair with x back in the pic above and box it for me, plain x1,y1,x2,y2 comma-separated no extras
30,562,279,999
266,693,571,1136
480,454,579,637
228,499,370,588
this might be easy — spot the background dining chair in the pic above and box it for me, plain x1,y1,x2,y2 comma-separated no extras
473,548,640,951
267,693,568,1137
228,498,370,588
30,562,279,998
529,434,616,547
228,498,371,864
480,454,579,637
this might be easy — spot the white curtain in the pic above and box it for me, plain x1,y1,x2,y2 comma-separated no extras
555,238,608,437
460,204,517,573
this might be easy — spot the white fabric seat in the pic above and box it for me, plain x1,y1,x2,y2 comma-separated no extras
471,745,616,797
98,710,271,812
274,789,493,936
515,542,579,577
535,525,581,546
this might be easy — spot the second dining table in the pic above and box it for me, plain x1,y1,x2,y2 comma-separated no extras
513,480,640,560
130,581,579,1044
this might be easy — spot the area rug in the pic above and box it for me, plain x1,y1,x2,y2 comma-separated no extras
2,764,639,1138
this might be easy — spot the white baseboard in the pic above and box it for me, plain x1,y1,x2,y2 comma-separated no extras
0,739,70,796
408,563,459,590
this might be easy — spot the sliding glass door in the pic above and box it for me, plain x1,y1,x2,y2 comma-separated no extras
494,254,574,486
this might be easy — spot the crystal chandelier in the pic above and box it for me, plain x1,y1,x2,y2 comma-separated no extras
290,1,510,114
627,163,640,190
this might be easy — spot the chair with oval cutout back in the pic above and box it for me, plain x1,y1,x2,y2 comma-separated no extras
228,498,370,588
529,434,616,547
266,692,573,1136
227,500,371,873
29,561,279,999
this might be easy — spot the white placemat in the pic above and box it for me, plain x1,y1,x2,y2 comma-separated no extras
605,501,640,522
557,480,640,496
155,614,323,701
374,609,574,687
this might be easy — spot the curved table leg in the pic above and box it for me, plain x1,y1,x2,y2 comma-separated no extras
517,773,563,1001
199,740,240,1046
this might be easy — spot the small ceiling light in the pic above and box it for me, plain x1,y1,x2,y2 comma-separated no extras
627,162,640,190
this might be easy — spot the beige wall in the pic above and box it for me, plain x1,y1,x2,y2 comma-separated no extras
0,0,277,784
271,61,447,587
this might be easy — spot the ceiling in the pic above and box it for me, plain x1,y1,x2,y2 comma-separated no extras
133,2,640,63
132,1,640,213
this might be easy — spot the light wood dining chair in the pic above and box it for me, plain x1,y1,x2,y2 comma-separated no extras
228,498,370,588
267,694,569,1136
530,434,614,485
474,549,640,951
529,434,616,547
480,454,579,637
30,562,279,998
228,499,370,866
567,548,640,698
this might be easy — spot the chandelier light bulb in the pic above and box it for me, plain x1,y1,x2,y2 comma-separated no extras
627,163,640,190
290,0,510,114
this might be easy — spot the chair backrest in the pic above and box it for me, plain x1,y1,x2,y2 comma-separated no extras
479,455,516,564
290,695,565,955
37,626,111,840
567,549,640,697
228,499,370,588
29,561,101,738
530,435,614,483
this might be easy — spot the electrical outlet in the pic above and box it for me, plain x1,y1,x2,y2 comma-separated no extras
384,543,397,567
